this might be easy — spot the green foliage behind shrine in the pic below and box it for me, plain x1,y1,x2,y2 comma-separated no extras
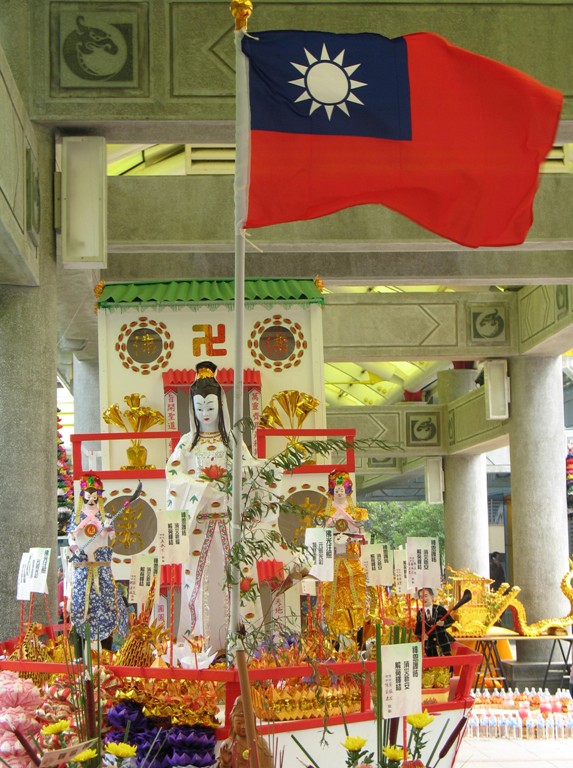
364,501,445,562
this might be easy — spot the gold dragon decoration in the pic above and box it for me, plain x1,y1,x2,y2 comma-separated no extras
446,560,573,637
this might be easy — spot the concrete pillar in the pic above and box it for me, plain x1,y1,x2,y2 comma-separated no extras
438,369,489,577
443,455,490,576
73,357,101,463
0,127,57,639
509,356,569,626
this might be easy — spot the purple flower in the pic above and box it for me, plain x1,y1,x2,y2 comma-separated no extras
166,751,190,766
106,702,147,729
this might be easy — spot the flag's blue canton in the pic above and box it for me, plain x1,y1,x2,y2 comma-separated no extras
242,30,412,140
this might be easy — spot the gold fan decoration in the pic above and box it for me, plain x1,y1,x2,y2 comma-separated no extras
259,390,320,460
103,393,164,469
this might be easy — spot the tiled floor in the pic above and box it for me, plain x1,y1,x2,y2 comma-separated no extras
457,736,573,767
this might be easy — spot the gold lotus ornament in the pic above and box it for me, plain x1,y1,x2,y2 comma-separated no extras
259,390,320,463
103,393,164,469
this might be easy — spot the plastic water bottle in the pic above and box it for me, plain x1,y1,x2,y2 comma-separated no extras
555,713,565,739
468,713,479,738
479,713,489,739
546,713,555,740
536,715,546,739
525,716,535,740
498,715,508,739
513,713,523,739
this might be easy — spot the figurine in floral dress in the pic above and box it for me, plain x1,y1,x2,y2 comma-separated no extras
68,474,128,648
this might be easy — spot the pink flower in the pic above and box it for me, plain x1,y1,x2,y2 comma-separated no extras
0,708,41,736
0,733,24,756
0,673,42,710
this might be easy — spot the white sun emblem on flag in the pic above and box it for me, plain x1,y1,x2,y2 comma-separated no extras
289,44,366,119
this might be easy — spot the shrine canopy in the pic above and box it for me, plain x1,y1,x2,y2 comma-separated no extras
96,278,324,309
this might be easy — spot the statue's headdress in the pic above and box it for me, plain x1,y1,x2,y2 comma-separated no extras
188,360,230,447
80,473,104,494
196,361,218,380
327,470,353,496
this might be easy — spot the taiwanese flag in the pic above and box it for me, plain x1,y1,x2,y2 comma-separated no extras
239,30,562,248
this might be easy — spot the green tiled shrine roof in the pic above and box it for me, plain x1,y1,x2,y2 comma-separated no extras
97,279,324,307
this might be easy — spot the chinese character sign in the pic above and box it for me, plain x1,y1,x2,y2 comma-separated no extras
157,510,189,563
27,547,51,595
406,536,441,591
17,552,30,601
164,390,178,432
393,549,417,595
129,554,159,604
305,527,334,581
249,388,262,457
361,542,394,586
380,642,422,718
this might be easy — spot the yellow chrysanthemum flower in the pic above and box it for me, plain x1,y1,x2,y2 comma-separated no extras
382,744,405,762
73,748,98,763
41,719,71,735
105,742,138,758
342,735,367,752
407,709,435,730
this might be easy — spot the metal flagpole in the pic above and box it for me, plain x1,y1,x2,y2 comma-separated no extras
229,2,252,643
230,6,262,768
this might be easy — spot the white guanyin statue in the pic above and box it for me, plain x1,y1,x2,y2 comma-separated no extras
166,361,285,653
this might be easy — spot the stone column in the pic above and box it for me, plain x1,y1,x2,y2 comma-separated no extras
443,455,490,576
438,369,489,577
0,127,57,639
73,357,101,465
509,356,569,628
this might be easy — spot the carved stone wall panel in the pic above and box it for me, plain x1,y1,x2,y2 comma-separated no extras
49,3,149,97
519,285,555,347
447,387,508,452
324,293,515,361
0,43,39,286
171,3,235,98
327,409,400,446
0,74,24,232
467,302,511,346
517,285,573,356
327,405,446,456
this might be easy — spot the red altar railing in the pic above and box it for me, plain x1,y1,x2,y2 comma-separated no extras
70,431,181,480
256,427,356,473
0,634,480,738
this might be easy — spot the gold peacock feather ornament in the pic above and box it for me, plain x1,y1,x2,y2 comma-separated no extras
259,390,320,463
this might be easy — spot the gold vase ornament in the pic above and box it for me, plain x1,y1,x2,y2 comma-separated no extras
103,393,164,470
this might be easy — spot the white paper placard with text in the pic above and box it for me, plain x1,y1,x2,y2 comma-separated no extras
156,510,189,563
361,542,394,586
380,641,422,718
393,549,416,595
406,536,441,591
28,547,51,594
129,554,159,604
17,552,31,601
305,527,334,581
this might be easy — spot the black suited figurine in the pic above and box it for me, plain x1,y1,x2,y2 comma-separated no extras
415,587,454,656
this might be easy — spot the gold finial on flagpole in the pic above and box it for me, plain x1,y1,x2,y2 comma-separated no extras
230,0,253,30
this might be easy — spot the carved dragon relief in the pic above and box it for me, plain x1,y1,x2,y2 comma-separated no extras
446,561,573,637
